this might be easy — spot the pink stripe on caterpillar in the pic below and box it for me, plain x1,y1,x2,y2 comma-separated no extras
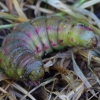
46,26,51,31
4,48,8,54
50,40,57,47
57,27,62,32
35,27,40,33
36,46,42,53
59,39,63,43
3,38,11,45
42,43,49,50
78,24,92,31
26,32,32,37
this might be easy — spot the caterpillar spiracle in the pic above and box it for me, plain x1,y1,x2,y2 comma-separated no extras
0,16,99,81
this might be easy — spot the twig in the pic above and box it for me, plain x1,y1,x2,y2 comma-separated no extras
21,78,57,100
25,4,54,14
0,12,29,22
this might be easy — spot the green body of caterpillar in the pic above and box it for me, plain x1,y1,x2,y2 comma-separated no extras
0,16,98,81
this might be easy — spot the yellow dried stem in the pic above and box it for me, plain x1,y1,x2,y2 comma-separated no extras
12,0,28,19
78,50,100,64
0,12,29,22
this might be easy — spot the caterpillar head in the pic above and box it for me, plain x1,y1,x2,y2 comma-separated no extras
28,65,44,81
26,61,44,81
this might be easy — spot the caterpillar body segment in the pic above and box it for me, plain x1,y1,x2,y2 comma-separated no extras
0,16,99,81
30,16,53,54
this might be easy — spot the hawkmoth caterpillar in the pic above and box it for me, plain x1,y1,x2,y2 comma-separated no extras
0,16,99,81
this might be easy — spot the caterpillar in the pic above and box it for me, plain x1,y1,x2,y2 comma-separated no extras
0,16,99,82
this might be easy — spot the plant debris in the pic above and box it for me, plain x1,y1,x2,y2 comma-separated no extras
0,0,100,100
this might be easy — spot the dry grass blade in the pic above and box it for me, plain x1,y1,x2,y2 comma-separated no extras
8,88,17,100
44,85,69,100
44,78,85,100
21,78,57,100
14,91,26,100
0,12,29,22
72,83,84,100
0,24,16,30
87,50,93,66
71,50,96,96
87,51,100,85
51,65,85,99
78,50,100,64
5,0,13,13
34,0,42,16
11,82,36,100
0,72,11,81
25,4,54,14
79,0,100,9
0,94,7,100
69,83,84,100
0,87,8,94
12,0,27,19
7,94,17,100
74,8,100,28
0,84,17,100
0,1,8,12
43,0,86,19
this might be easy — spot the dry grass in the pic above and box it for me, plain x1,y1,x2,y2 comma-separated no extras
0,0,100,100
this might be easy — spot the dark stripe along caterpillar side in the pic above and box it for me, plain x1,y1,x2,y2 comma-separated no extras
0,16,99,81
